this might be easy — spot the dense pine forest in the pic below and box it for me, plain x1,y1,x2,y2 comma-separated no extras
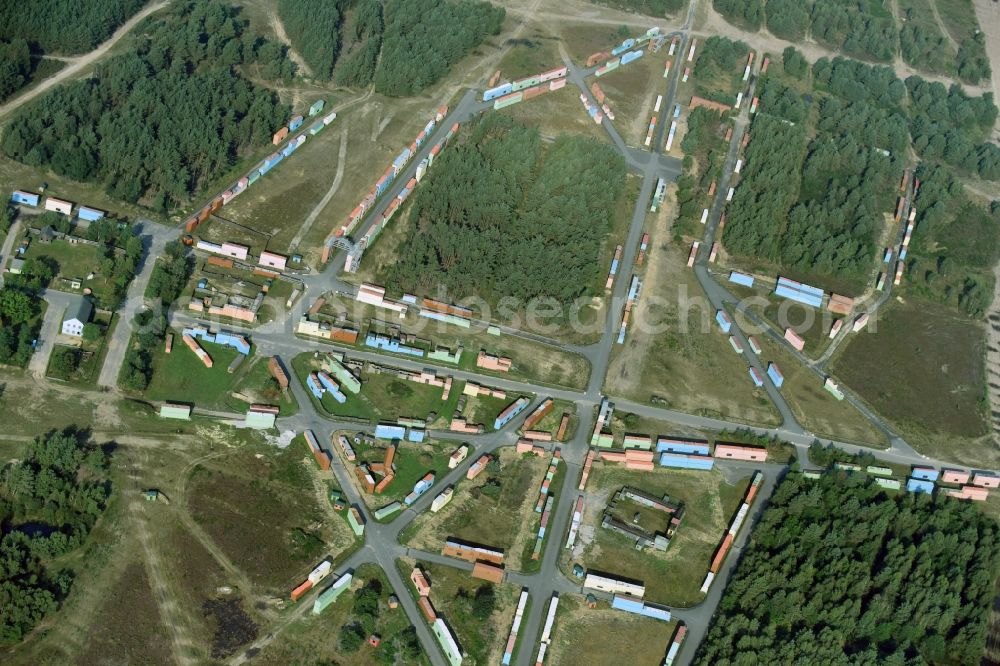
275,0,502,93
0,430,112,642
0,1,292,211
374,0,505,96
720,53,998,293
386,115,626,310
712,0,991,84
0,0,146,54
695,472,1000,664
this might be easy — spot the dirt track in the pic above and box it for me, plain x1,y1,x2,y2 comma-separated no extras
0,0,171,123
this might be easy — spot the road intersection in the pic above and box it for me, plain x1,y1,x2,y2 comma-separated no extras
44,5,988,663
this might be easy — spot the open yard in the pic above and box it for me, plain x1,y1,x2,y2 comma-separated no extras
292,352,462,425
45,313,116,387
831,298,993,465
586,46,668,147
187,444,352,593
229,355,298,416
144,331,252,409
21,237,121,303
604,194,781,427
401,447,551,561
346,436,456,512
546,596,677,666
400,558,520,666
564,463,750,607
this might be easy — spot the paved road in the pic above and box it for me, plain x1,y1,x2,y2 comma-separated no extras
72,7,993,662
0,219,23,288
97,221,176,388
30,290,78,376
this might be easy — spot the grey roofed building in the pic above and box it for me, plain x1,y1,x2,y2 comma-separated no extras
61,295,93,337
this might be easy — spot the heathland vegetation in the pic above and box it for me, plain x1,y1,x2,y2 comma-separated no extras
386,114,626,310
695,473,1000,664
588,0,686,17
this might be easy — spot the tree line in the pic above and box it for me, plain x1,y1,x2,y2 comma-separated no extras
713,0,991,84
386,114,626,315
694,472,1000,664
0,39,30,103
675,107,729,237
0,429,111,643
277,0,500,94
906,163,1000,317
0,1,293,212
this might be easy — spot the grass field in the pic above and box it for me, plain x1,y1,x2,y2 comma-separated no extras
590,49,668,147
756,334,886,447
291,352,462,425
401,448,550,560
251,563,430,666
144,331,250,409
228,355,298,416
21,237,121,302
530,399,578,440
546,596,677,666
187,444,349,593
400,558,519,666
604,203,781,427
519,458,565,573
830,298,992,465
564,463,750,607
349,437,456,512
497,31,563,80
934,0,981,43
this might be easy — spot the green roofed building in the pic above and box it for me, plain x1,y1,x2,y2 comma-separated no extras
373,502,402,520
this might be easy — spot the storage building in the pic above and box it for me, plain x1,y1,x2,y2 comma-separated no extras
583,572,645,597
159,403,191,420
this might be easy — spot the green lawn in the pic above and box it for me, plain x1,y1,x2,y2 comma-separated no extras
464,393,533,433
292,352,461,425
227,356,298,416
352,439,454,513
21,237,127,305
144,331,252,408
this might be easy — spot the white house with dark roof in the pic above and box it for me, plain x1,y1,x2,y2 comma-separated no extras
61,296,92,337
